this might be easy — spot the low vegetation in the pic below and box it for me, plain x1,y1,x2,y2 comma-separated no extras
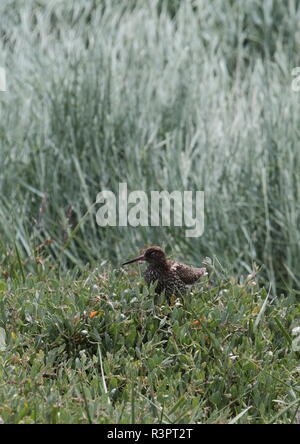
0,251,299,423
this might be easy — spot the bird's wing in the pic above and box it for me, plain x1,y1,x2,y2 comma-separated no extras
170,261,207,285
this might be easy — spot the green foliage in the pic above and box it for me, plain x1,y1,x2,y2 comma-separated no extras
0,251,299,423
1,1,300,292
0,0,299,425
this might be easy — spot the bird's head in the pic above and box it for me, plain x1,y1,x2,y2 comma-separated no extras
122,246,167,266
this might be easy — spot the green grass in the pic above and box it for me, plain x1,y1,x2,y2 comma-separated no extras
0,0,300,424
1,0,300,293
0,251,299,424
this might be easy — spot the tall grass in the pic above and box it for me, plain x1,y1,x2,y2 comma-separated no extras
1,0,300,293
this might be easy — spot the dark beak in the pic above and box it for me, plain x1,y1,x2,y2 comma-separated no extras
122,255,145,266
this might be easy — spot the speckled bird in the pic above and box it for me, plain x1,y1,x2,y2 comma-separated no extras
122,246,207,297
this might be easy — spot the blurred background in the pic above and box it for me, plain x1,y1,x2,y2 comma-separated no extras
1,0,300,294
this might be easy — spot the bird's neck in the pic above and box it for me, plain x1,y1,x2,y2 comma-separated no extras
148,259,169,271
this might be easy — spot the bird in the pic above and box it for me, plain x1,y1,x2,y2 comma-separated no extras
122,245,207,298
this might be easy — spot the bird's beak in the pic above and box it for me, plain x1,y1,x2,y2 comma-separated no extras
122,255,145,266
